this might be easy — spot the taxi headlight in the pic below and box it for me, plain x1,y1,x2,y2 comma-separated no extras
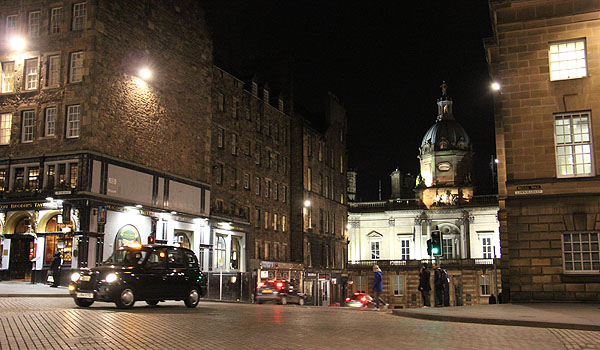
105,273,118,283
70,272,81,282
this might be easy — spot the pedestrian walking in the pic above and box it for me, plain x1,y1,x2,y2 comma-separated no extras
433,263,447,307
49,252,62,287
372,265,385,310
418,263,431,307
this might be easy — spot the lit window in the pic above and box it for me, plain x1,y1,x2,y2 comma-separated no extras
6,15,17,35
45,107,56,136
393,275,404,296
549,39,587,81
69,163,78,188
443,238,454,258
25,58,39,90
281,215,286,232
47,55,60,87
72,2,87,30
28,11,40,37
243,173,250,190
562,232,599,273
400,238,410,260
307,167,312,191
479,275,491,296
50,7,62,34
21,110,35,142
69,51,84,83
482,237,492,259
273,213,278,231
555,112,593,177
370,240,380,260
1,62,15,93
66,104,80,138
28,167,39,189
217,127,224,148
0,113,12,145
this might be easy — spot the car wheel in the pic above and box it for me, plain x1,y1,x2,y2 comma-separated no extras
280,297,287,305
115,287,136,309
184,286,200,308
298,298,305,306
74,298,94,307
145,300,159,306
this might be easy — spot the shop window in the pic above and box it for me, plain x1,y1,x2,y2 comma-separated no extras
215,235,226,269
230,237,240,269
114,224,141,250
174,231,190,249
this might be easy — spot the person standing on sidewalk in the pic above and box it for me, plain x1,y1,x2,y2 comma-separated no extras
418,263,431,307
49,252,62,287
372,265,385,310
433,263,446,307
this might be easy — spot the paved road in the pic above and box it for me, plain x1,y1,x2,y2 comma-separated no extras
0,298,599,350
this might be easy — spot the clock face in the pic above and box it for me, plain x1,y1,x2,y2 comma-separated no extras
437,162,452,172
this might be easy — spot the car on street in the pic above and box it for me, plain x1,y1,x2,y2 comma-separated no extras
345,292,375,308
68,243,207,309
256,280,305,305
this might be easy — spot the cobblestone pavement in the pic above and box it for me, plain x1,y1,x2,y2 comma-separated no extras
0,298,599,350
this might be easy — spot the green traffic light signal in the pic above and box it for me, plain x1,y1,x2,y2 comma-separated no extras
432,247,439,255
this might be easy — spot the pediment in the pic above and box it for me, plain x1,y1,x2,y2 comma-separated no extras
366,231,383,238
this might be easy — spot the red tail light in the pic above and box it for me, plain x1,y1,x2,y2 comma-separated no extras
276,282,284,290
360,296,367,302
345,297,351,302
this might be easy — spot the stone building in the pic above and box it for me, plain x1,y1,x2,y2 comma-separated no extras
485,0,600,302
347,87,501,308
210,67,293,301
290,94,349,306
0,0,212,284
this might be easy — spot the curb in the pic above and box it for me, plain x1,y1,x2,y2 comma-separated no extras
391,310,600,331
0,294,71,298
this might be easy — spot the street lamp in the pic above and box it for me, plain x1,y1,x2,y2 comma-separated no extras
138,67,152,80
304,200,311,207
491,81,501,91
9,36,25,51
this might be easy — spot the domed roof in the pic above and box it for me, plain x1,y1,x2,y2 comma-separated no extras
421,118,470,149
420,82,471,152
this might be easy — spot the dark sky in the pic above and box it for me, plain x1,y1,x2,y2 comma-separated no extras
202,1,497,201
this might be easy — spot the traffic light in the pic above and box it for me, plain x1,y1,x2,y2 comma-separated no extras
430,229,443,256
426,239,432,256
148,236,155,244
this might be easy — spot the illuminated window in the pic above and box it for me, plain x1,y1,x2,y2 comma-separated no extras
307,167,312,191
28,11,40,37
370,240,380,260
69,163,78,188
555,111,593,177
21,110,35,142
47,55,60,87
69,51,84,83
66,104,80,138
0,169,6,191
28,167,39,189
479,275,491,296
243,173,250,190
72,2,87,30
1,62,15,93
273,213,278,231
264,212,269,230
549,39,587,81
562,232,599,273
25,58,39,90
6,15,17,35
399,238,410,260
482,237,492,259
0,113,12,145
50,7,62,34
393,275,405,296
281,215,286,232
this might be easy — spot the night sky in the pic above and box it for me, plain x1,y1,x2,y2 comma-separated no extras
203,1,496,201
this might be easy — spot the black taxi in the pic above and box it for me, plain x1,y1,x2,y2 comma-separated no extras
68,243,207,309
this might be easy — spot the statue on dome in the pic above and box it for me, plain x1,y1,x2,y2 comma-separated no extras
441,81,448,96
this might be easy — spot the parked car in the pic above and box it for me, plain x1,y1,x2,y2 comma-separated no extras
345,292,375,308
256,280,305,305
68,243,207,309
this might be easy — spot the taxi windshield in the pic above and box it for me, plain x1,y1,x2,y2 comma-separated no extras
104,249,148,266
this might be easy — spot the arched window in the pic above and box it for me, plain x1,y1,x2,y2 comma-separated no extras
215,235,226,269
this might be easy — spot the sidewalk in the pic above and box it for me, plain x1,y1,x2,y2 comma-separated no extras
0,281,70,297
392,303,600,331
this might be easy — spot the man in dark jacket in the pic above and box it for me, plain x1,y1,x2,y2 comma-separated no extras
49,252,61,287
372,265,385,310
418,263,431,307
433,263,446,307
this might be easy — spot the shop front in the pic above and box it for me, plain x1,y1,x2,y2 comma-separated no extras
254,261,304,303
303,270,347,306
